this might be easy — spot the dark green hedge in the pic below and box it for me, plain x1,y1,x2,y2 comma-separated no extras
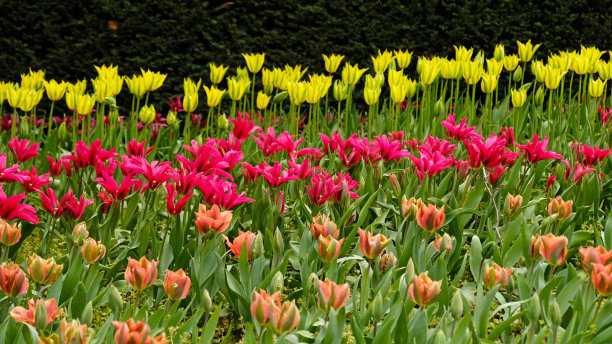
1,0,610,112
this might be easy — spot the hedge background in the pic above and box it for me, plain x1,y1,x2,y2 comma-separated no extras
1,0,611,112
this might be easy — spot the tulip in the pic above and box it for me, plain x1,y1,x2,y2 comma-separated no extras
394,49,413,69
323,54,345,74
182,92,198,113
333,80,348,101
318,235,343,263
517,40,541,62
341,62,367,86
416,203,446,232
454,45,473,62
462,60,484,85
371,49,394,74
588,78,606,98
440,59,462,79
209,63,229,84
203,85,225,108
256,91,271,110
194,203,232,236
70,221,89,246
140,68,167,92
310,214,339,239
503,54,520,71
390,81,408,104
124,257,158,291
408,273,441,307
163,268,191,300
27,255,62,286
287,81,307,105
481,73,499,93
73,93,96,117
270,299,300,334
358,229,391,260
401,196,421,220
484,263,513,290
538,233,568,266
433,232,452,254
511,88,527,108
251,289,281,326
364,86,382,106
10,298,62,327
419,58,440,86
579,246,612,275
60,319,88,344
81,238,106,264
19,89,44,112
543,65,566,90
547,196,572,220
242,53,265,74
504,194,523,218
591,263,612,296
494,44,505,61
0,219,21,246
43,79,67,102
112,319,151,344
227,77,250,101
223,230,257,260
317,279,350,312
138,104,156,125
0,262,29,297
379,252,397,274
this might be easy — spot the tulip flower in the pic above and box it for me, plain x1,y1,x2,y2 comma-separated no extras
504,194,523,218
440,114,483,141
165,183,194,216
579,246,612,275
209,63,229,84
0,219,21,246
416,203,446,232
481,72,499,93
454,45,474,62
251,289,281,326
317,279,350,312
242,53,265,74
270,299,301,334
323,54,345,74
223,230,257,260
60,319,88,344
543,65,566,90
462,60,483,85
333,80,348,101
503,54,520,71
318,235,343,263
379,252,397,274
0,188,39,224
409,273,442,307
515,134,564,164
256,91,271,110
419,58,440,86
194,203,232,235
10,298,62,327
140,68,167,92
358,229,391,260
484,263,513,290
547,196,572,220
517,40,541,62
310,214,339,239
433,232,453,254
7,137,40,162
124,257,158,291
591,263,612,296
43,79,67,102
394,49,413,69
400,196,421,220
588,77,606,98
538,233,568,266
511,88,527,108
112,319,151,344
0,262,29,297
163,268,191,300
203,85,225,108
81,238,106,264
27,255,63,286
138,104,156,125
341,62,367,86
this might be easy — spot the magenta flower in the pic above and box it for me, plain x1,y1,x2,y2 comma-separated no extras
65,194,94,219
19,167,51,193
167,96,184,112
287,159,313,180
599,106,611,126
372,135,411,162
573,143,611,167
95,172,142,201
464,135,515,168
240,162,261,184
0,154,24,183
7,137,40,162
515,134,564,164
440,114,483,141
126,139,154,158
126,158,172,191
165,183,194,216
258,161,299,188
488,165,506,186
229,111,262,142
410,152,455,180
253,127,279,158
68,140,119,169
563,160,596,185
0,187,38,224
46,155,72,177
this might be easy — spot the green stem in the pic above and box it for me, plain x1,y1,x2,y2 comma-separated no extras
47,101,55,135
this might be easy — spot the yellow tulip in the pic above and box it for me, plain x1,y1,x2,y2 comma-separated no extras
322,54,345,74
75,93,96,116
65,90,79,111
333,80,348,101
256,91,271,110
486,58,503,76
548,53,571,73
394,49,413,69
406,79,418,98
581,46,604,73
503,54,520,72
236,67,250,83
20,69,45,90
209,63,229,84
287,81,307,105
364,86,382,106
0,82,14,104
598,61,612,81
511,88,527,108
531,60,545,83
440,59,461,80
43,79,67,102
588,78,606,98
203,85,225,108
390,81,408,104
517,40,541,62
371,49,394,74
285,65,308,83
7,86,26,109
454,45,474,62
480,73,499,94
106,75,124,97
305,82,321,104
419,59,440,86
341,62,367,86
242,53,265,74
462,60,483,85
309,74,332,99
183,92,199,113
138,104,156,125
543,65,566,90
227,77,249,101
570,54,589,75
19,89,43,112
261,68,274,89
92,78,111,103
140,68,167,92
273,68,289,90
94,64,119,80
184,78,202,95
68,79,87,95
494,44,505,61
387,69,404,87
126,75,147,98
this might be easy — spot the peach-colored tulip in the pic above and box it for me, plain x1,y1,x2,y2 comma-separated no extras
318,235,343,263
379,252,397,274
10,298,62,327
72,221,89,246
317,279,350,312
504,194,523,217
81,238,106,264
358,229,391,260
60,319,88,344
112,319,151,344
151,334,170,344
433,232,453,254
27,255,63,286
124,257,158,291
547,196,572,220
416,203,445,232
270,299,301,334
310,214,339,239
579,246,612,275
194,203,232,235
251,289,281,326
538,233,568,266
401,196,422,220
530,234,542,260
163,268,191,300
0,262,28,297
223,230,257,260
484,263,513,290
0,219,21,246
591,263,612,296
408,273,441,307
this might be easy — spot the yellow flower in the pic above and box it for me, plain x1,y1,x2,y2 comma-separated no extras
588,78,606,98
273,68,289,90
20,69,45,90
184,78,202,95
91,78,111,103
387,69,404,87
517,40,541,62
209,63,229,84
236,66,250,83
486,58,503,76
305,82,320,104
371,49,394,74
106,75,124,97
68,79,87,95
341,62,367,86
531,60,545,83
140,68,167,92
43,79,67,102
19,89,44,112
227,77,249,101
287,81,307,105
419,59,440,86
502,54,520,72
364,86,382,106
598,61,612,81
261,68,274,89
570,53,589,75
65,90,79,111
511,88,527,108
256,91,271,110
454,45,474,62
308,74,332,99
203,85,225,108
183,92,199,113
543,65,566,90
7,86,26,109
548,53,571,73
494,44,505,61
94,64,119,80
394,49,413,69
285,65,308,83
581,46,604,74
322,54,345,74
333,80,348,102
75,93,96,116
138,104,156,125
462,60,483,85
0,82,14,104
406,79,418,98
125,75,147,98
440,59,461,80
390,80,408,104
480,73,499,94
242,53,266,74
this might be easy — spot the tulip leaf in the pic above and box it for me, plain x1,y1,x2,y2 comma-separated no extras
349,316,366,344
469,235,483,282
59,255,84,305
474,284,500,338
69,282,87,319
372,301,402,344
200,305,222,344
487,310,528,341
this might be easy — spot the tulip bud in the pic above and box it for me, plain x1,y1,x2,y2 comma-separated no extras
389,174,401,196
405,258,415,284
401,196,421,220
345,213,356,227
167,111,180,130
399,275,408,296
124,257,158,291
109,284,123,314
163,268,191,301
409,273,442,307
57,122,68,141
450,290,463,319
494,44,505,61
35,300,48,331
373,160,383,182
307,272,319,294
275,191,285,216
71,222,89,246
250,232,264,260
434,99,444,116
81,301,93,325
372,293,385,321
538,233,568,266
434,330,447,344
60,319,88,344
591,263,612,296
310,215,339,239
251,289,279,326
0,220,21,246
270,300,300,334
379,253,397,274
530,234,543,260
218,114,229,130
529,293,541,322
484,263,513,290
358,229,391,260
416,203,446,232
504,194,523,218
19,117,30,137
534,87,544,106
202,289,213,313
0,262,29,297
550,299,562,328
433,232,453,254
513,66,523,83
28,255,63,286
81,238,106,264
318,235,343,263
317,279,350,312
274,228,284,255
138,104,156,125
270,271,284,294
547,196,572,220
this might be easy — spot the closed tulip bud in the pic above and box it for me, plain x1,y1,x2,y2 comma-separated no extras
511,88,527,108
534,87,544,106
513,65,523,82
579,246,612,275
251,289,281,326
503,54,520,72
550,300,562,328
310,215,339,239
358,229,391,260
218,114,229,129
35,300,49,331
209,63,229,84
270,271,284,294
317,279,350,312
389,174,401,195
434,330,447,344
504,194,523,217
0,262,29,297
194,204,232,236
433,233,452,254
109,284,123,314
71,222,88,246
270,300,300,334
419,59,441,86
81,301,93,325
333,80,348,101
112,319,151,344
57,122,67,141
434,98,444,116
166,111,179,129
182,92,199,113
274,228,284,255
484,263,513,290
416,203,446,232
371,293,385,321
0,220,21,246
538,233,568,266
401,196,421,220
138,104,156,125
250,232,264,260
60,319,88,344
43,79,67,102
243,53,265,74
256,91,271,110
543,65,567,90
529,292,541,321
318,235,343,263
124,257,158,291
405,258,415,284
450,290,463,319
379,252,397,274
163,268,191,300
588,78,606,98
364,86,382,106
547,196,572,220
81,238,106,264
202,289,212,313
409,273,442,307
28,255,63,286
494,44,505,61
591,263,612,296
530,234,543,260
75,93,96,117
323,54,345,74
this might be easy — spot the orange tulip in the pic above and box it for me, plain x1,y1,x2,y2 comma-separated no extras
433,232,452,254
318,235,343,263
591,263,612,296
401,196,422,220
124,257,158,291
547,196,572,220
10,298,62,327
194,203,232,235
60,319,88,344
27,255,63,286
112,319,151,344
579,246,612,275
71,221,89,246
0,219,21,246
408,273,441,307
163,268,191,300
317,279,350,312
504,194,523,217
310,214,339,239
484,263,513,290
251,289,281,326
81,238,106,264
379,252,397,274
358,229,391,260
538,233,568,266
416,203,445,232
223,230,257,260
0,262,29,297
270,299,300,334
530,234,542,260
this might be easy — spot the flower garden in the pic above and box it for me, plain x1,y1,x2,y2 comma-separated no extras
0,41,612,343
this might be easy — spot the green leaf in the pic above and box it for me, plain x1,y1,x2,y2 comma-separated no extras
59,256,84,305
469,235,483,282
201,305,222,343
70,282,87,319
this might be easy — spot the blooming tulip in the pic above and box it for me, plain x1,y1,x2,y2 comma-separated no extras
163,268,191,300
591,263,612,296
10,298,62,327
209,63,229,84
140,68,167,92
408,273,442,307
270,299,301,334
538,233,568,266
251,289,281,326
579,246,612,275
433,232,453,254
112,319,151,344
317,279,350,312
194,203,232,235
0,262,29,297
484,263,513,290
0,219,21,246
223,231,257,260
547,196,572,220
517,40,541,62
124,257,158,291
323,54,345,74
401,196,421,220
60,319,88,344
242,53,265,74
27,255,62,286
416,203,446,232
358,229,391,260
81,238,106,264
318,235,343,263
310,214,339,239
